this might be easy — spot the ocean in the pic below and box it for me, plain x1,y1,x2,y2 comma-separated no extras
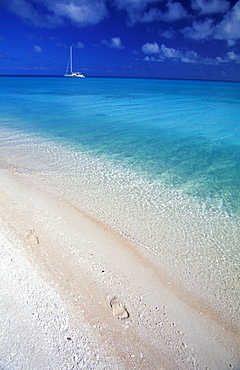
0,76,239,330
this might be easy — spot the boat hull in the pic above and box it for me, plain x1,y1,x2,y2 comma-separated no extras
64,73,85,78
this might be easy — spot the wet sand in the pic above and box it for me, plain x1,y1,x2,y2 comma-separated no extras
0,168,239,369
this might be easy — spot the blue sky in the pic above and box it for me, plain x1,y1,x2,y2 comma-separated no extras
0,0,240,80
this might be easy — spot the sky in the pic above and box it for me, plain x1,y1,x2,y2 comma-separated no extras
0,0,240,80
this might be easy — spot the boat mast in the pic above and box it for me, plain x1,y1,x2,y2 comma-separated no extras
70,46,73,74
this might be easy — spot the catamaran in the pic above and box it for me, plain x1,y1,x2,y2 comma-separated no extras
64,46,85,78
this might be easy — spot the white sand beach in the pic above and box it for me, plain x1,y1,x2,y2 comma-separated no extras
0,168,239,369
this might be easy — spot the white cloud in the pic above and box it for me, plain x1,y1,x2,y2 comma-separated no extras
144,55,159,62
214,1,240,44
142,42,160,54
215,51,240,64
227,51,240,63
55,1,108,26
142,42,201,64
180,57,193,63
227,39,236,47
161,44,182,58
141,1,188,22
102,37,124,49
142,41,240,66
34,45,43,52
1,0,51,28
1,0,108,28
183,1,240,45
181,50,199,63
140,8,162,23
191,0,230,14
164,1,189,21
215,56,228,63
113,0,188,24
2,0,240,61
182,18,214,40
185,50,199,59
113,0,158,24
75,41,85,49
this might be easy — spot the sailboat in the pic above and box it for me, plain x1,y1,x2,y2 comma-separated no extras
64,46,85,78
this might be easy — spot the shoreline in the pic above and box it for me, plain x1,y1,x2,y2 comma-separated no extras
0,127,239,335
0,168,239,369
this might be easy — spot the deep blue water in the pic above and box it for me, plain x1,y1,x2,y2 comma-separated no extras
1,76,240,215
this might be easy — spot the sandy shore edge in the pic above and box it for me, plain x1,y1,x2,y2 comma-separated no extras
0,168,239,369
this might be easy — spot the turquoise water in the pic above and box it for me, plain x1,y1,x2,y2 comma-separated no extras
1,77,240,215
0,76,239,328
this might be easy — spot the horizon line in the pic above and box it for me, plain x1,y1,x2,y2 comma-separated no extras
0,74,240,83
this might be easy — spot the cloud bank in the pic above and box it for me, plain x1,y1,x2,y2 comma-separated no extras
182,1,240,45
1,0,240,68
191,0,230,14
1,0,240,45
1,0,108,28
142,42,199,63
142,41,240,65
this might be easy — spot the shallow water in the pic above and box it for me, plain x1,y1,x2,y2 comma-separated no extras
0,76,239,330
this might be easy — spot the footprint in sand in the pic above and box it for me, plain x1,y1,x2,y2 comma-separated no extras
106,294,129,319
25,230,39,245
